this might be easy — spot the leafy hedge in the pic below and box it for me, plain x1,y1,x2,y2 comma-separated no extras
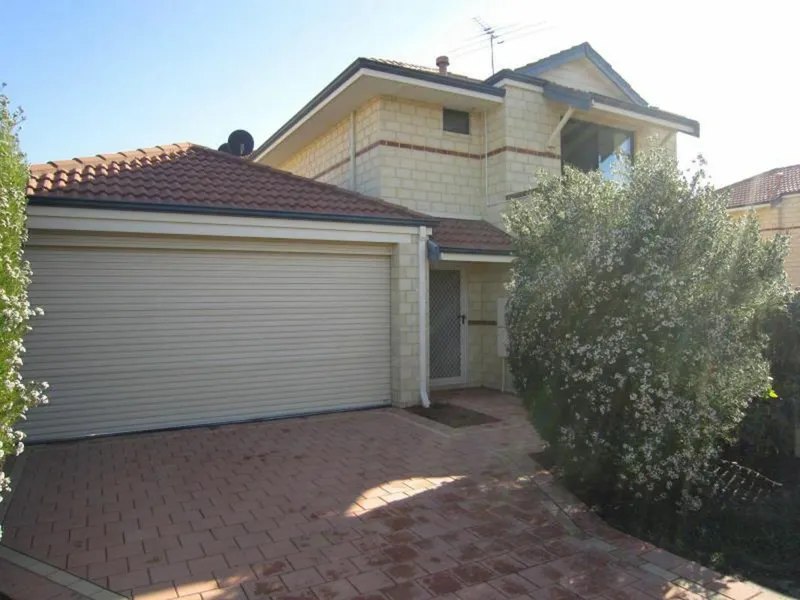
736,292,800,457
506,148,789,507
0,92,47,530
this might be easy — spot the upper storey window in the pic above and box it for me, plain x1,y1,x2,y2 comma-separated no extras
561,120,633,180
443,109,470,135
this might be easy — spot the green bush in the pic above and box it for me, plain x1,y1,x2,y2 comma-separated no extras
0,91,47,531
736,292,800,457
506,148,789,507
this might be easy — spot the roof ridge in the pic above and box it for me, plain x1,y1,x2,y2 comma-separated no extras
29,143,194,174
514,41,590,72
722,164,800,190
369,57,439,73
364,57,481,83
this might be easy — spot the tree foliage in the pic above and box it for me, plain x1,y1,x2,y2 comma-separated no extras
0,91,47,523
506,148,789,506
737,291,800,457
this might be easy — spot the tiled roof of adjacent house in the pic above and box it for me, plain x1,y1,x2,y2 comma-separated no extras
724,164,800,209
27,143,433,225
432,218,512,254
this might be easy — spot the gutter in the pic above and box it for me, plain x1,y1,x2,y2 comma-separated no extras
436,246,512,256
27,196,439,229
418,226,430,408
349,111,357,189
727,203,771,213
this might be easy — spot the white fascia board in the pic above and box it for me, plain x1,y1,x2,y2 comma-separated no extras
592,102,696,135
440,252,513,263
26,206,418,244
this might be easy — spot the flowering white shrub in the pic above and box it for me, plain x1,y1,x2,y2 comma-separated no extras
506,148,789,506
0,92,47,535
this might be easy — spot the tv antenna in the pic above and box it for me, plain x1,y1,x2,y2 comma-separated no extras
473,17,504,74
449,20,551,72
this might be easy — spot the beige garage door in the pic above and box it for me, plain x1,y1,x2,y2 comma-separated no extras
22,233,391,441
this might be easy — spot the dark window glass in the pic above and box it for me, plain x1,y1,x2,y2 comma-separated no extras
561,120,633,180
443,108,470,134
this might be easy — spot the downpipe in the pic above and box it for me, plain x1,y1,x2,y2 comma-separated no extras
418,226,430,408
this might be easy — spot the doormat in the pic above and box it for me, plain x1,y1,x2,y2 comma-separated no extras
406,403,500,428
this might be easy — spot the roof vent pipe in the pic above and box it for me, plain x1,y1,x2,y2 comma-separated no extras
436,55,450,74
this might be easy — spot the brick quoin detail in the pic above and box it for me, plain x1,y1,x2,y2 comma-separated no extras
309,140,561,181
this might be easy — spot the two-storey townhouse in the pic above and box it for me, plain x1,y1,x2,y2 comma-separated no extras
18,43,699,441
252,42,700,398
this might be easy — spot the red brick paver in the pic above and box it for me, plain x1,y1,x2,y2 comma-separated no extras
1,390,780,600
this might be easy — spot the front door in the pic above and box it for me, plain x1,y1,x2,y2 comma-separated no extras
429,269,466,386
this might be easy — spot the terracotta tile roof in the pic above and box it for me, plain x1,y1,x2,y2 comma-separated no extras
27,143,432,225
432,218,512,254
724,164,800,209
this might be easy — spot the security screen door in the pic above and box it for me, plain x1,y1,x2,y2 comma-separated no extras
429,269,465,385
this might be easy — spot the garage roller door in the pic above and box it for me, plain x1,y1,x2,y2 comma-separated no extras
22,235,391,441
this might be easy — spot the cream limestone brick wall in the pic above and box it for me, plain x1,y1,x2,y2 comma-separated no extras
465,265,483,387
377,97,486,217
536,58,629,101
279,118,349,187
354,99,382,196
443,262,512,389
274,87,679,228
478,264,512,390
486,84,561,227
391,236,424,407
277,98,382,192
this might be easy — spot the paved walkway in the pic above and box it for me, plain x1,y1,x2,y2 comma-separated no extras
0,555,88,599
0,390,786,600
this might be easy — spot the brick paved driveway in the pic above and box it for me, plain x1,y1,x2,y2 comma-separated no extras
0,391,772,600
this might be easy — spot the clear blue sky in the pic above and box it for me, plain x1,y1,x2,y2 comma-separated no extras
2,0,798,186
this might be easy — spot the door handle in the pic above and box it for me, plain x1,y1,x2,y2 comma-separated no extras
459,314,466,324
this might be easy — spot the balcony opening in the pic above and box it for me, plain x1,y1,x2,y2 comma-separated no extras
561,120,633,180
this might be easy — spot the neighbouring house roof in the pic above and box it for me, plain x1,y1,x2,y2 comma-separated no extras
723,164,800,209
513,42,648,106
27,143,435,227
432,218,512,254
